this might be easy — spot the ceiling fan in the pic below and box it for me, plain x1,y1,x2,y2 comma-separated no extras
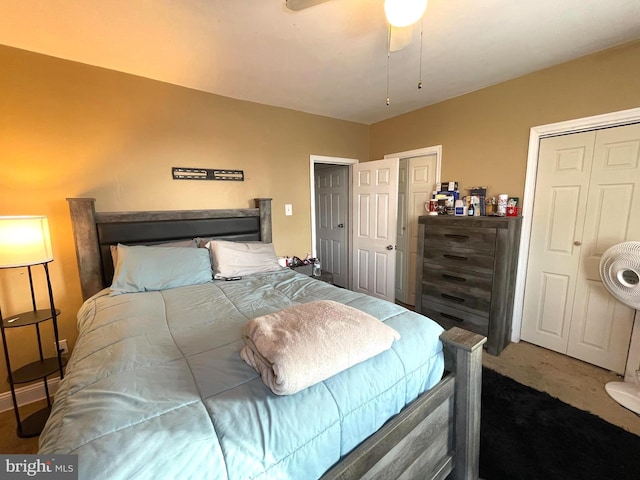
285,0,331,11
286,0,428,27
286,0,429,101
286,0,428,52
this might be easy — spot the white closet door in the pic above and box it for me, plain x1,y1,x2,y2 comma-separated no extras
395,160,409,303
522,123,640,373
521,131,595,352
406,154,438,306
566,123,640,372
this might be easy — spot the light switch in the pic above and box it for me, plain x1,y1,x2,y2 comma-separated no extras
285,204,293,216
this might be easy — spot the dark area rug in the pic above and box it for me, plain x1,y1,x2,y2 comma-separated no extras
480,368,640,480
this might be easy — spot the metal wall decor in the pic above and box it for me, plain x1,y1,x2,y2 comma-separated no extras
172,167,244,181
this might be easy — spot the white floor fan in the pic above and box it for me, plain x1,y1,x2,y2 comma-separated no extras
600,241,640,415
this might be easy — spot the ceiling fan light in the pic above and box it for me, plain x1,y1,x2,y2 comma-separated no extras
384,0,428,28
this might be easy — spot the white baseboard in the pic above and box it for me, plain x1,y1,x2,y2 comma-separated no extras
0,377,61,413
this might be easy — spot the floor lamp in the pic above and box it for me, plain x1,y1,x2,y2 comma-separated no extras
0,216,66,437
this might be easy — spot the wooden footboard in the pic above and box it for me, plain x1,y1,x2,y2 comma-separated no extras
321,327,486,480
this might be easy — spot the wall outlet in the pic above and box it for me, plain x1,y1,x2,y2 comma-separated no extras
56,339,69,355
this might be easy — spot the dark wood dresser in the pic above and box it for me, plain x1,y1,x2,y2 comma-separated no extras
416,215,522,355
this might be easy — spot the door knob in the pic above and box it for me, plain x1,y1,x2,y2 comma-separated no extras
386,245,394,250
337,223,344,228
573,241,582,246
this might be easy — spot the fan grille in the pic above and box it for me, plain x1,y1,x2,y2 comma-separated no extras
599,241,640,310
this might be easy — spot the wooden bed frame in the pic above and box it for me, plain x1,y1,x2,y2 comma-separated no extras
67,197,486,480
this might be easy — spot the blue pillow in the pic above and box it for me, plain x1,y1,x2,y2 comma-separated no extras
110,244,212,295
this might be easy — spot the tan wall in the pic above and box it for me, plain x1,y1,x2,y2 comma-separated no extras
0,45,369,393
2,39,639,397
369,40,640,202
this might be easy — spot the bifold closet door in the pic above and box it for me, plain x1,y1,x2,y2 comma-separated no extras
566,124,640,372
521,123,640,373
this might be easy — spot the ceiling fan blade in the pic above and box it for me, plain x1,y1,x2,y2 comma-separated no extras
390,25,415,52
285,0,332,11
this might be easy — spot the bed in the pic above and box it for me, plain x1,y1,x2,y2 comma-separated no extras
38,197,486,480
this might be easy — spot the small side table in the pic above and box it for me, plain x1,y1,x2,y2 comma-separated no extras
0,263,66,438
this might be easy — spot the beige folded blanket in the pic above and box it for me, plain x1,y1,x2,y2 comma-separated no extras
240,300,400,395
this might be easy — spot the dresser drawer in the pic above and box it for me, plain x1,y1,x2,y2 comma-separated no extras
423,246,495,275
422,263,493,292
424,225,496,252
420,278,491,316
419,300,489,337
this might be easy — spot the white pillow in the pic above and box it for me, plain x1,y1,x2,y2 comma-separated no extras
110,244,212,295
205,240,283,279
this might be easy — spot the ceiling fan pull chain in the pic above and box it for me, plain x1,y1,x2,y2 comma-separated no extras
386,24,391,105
418,16,424,89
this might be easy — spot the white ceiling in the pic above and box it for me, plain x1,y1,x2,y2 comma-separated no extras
1,0,639,124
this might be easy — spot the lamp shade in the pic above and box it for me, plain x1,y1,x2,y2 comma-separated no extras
384,0,428,28
0,216,53,267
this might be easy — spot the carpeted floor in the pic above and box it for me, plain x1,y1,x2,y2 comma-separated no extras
482,340,640,436
480,367,640,480
0,399,44,454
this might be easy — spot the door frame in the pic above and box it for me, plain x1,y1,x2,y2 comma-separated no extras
513,107,640,380
309,155,358,288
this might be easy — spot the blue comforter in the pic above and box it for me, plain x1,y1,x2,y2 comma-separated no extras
39,269,444,479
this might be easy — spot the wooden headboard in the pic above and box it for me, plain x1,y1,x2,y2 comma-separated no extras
67,198,273,300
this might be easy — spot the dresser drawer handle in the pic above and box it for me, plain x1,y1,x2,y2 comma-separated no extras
441,312,464,323
442,273,466,283
441,293,465,303
444,234,469,240
443,254,468,261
